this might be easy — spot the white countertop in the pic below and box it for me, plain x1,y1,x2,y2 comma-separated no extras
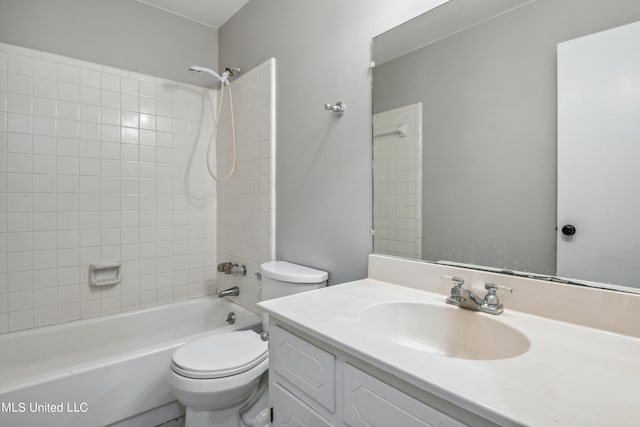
259,278,640,426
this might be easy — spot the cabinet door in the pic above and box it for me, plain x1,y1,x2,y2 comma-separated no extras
344,364,465,427
272,383,333,427
270,325,336,411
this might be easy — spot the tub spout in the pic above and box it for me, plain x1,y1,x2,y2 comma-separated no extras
218,286,240,298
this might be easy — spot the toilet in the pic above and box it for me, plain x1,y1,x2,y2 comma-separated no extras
169,261,328,427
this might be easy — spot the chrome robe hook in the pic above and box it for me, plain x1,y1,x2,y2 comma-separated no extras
324,101,346,117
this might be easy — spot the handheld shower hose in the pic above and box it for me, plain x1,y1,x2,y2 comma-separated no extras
189,65,237,182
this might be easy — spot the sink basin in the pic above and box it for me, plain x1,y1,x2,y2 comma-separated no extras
359,302,530,360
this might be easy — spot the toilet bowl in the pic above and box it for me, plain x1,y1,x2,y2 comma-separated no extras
169,330,269,427
169,261,328,427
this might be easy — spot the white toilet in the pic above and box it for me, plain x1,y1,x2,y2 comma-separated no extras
169,261,328,427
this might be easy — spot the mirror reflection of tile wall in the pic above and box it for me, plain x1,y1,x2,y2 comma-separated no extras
373,103,422,259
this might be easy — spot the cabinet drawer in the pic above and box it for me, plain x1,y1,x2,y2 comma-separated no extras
272,383,333,427
270,325,336,411
344,364,466,427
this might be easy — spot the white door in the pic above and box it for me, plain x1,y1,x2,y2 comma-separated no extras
557,20,640,287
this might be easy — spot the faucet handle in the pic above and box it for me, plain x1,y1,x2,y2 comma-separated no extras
484,283,513,294
442,275,464,286
442,275,465,299
483,283,512,308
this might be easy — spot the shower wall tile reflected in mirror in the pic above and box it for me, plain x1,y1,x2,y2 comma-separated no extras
373,103,422,260
0,42,219,333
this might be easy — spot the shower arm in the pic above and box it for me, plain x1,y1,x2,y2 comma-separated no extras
188,65,230,85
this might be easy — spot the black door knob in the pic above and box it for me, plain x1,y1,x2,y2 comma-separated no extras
561,224,576,236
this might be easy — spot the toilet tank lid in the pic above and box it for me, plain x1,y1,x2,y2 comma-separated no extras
261,261,328,283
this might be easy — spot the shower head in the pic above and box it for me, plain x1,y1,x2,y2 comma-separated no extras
189,65,229,85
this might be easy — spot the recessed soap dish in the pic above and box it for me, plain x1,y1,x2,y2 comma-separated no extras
89,263,121,286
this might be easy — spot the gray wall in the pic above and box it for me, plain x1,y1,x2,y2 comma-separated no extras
219,1,440,285
0,0,218,86
373,0,640,275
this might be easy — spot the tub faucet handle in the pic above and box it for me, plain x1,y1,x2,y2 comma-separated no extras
231,264,247,276
218,262,234,274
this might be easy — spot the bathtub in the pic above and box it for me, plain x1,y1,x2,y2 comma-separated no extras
0,297,261,427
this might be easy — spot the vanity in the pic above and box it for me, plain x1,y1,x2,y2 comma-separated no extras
258,255,640,426
259,1,640,425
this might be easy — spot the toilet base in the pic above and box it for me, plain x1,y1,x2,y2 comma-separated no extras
185,406,237,427
180,374,269,427
183,389,269,427
240,385,270,427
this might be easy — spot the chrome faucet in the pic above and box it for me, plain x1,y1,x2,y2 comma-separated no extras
443,276,511,315
218,286,240,298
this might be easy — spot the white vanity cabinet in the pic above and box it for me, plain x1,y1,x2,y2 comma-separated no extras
269,325,336,426
268,323,471,427
343,365,466,427
271,382,333,427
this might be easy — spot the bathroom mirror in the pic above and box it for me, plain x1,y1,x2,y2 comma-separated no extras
371,0,640,292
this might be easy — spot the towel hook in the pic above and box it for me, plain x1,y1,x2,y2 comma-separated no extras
324,101,346,117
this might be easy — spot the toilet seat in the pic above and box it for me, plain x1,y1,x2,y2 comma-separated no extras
172,330,268,380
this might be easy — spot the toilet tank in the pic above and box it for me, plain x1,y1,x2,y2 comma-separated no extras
260,261,328,301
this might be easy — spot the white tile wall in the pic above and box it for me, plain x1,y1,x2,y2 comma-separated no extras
216,58,275,312
0,42,218,333
373,103,422,259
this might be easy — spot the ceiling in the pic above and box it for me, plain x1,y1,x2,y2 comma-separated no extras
136,0,250,29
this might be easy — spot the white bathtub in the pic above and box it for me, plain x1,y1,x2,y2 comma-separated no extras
0,297,261,427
